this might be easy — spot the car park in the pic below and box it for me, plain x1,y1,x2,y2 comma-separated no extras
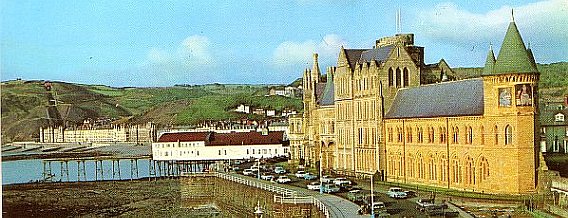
333,177,352,186
274,166,286,174
294,171,306,178
321,184,341,193
276,176,291,184
387,187,407,199
306,182,321,190
303,172,317,180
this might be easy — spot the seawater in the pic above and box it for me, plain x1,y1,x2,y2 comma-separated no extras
2,159,153,185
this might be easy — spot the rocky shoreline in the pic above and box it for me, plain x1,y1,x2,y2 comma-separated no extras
2,179,196,217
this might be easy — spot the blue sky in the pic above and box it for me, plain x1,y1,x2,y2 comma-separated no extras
2,0,567,87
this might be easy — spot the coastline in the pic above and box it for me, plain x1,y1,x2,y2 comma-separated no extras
2,179,196,217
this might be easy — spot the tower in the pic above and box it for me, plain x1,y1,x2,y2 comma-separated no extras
481,17,539,193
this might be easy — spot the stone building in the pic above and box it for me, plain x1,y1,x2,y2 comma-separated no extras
290,18,539,194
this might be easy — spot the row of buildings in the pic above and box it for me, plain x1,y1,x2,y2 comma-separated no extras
39,122,157,144
288,18,541,194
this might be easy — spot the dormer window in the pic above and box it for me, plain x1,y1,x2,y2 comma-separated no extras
555,113,565,122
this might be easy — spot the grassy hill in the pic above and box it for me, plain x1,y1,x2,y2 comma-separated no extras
1,81,301,143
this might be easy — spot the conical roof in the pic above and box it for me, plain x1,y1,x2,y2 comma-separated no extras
492,21,538,75
482,46,496,75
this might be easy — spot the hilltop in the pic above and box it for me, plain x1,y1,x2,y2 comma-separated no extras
1,81,302,143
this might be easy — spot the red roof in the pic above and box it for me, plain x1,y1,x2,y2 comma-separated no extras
157,132,210,142
157,131,286,146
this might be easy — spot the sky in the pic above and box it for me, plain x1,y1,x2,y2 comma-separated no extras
2,0,567,87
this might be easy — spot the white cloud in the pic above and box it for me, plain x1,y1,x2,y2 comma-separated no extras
272,34,347,67
416,0,568,43
146,35,215,67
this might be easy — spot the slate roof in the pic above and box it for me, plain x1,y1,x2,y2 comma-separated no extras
157,131,287,146
318,73,335,106
359,45,394,63
344,49,366,69
486,21,538,75
385,78,484,119
314,83,326,102
540,104,568,126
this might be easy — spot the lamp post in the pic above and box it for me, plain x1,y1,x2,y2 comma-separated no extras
257,158,261,180
319,143,323,194
371,173,375,218
254,200,263,218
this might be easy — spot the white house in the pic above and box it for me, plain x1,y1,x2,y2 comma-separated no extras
152,130,289,161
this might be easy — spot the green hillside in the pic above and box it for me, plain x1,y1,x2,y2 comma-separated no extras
1,81,302,143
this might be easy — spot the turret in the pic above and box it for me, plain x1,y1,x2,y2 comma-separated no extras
311,53,321,83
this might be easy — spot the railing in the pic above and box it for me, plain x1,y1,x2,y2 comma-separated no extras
181,172,330,218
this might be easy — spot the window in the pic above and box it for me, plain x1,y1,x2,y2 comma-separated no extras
247,149,249,154
505,125,512,145
439,127,447,144
478,157,489,182
396,68,401,87
466,126,473,144
452,127,459,144
480,126,485,145
406,127,413,143
555,113,565,122
403,68,409,87
219,150,221,155
388,68,393,87
388,128,393,142
494,125,499,145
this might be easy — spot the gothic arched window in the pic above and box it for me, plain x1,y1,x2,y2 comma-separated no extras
505,125,512,145
388,68,393,87
403,67,409,87
396,68,401,87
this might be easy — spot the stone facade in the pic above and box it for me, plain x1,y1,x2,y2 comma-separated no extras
290,19,539,194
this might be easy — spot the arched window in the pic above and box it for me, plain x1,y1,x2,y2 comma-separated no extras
429,154,436,180
396,68,401,87
466,126,473,144
418,154,425,179
478,156,489,182
439,127,446,144
505,125,512,145
388,68,393,86
465,156,475,185
440,155,447,182
480,126,485,145
408,154,415,178
451,156,460,183
406,127,413,143
429,127,435,143
494,125,499,145
403,67,409,87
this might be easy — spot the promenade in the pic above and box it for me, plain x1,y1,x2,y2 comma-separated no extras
212,173,367,218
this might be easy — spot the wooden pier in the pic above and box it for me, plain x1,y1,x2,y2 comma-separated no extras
41,156,221,182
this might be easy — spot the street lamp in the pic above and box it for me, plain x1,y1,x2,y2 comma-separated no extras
319,143,323,194
254,200,264,218
371,173,375,218
257,158,261,180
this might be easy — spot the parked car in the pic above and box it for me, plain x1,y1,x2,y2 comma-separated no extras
243,169,255,176
306,182,321,190
321,175,334,183
333,177,352,186
260,174,274,180
276,176,291,184
404,190,417,197
387,187,407,199
274,166,286,174
415,198,435,212
321,184,341,193
347,190,367,204
303,173,318,180
295,170,306,178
